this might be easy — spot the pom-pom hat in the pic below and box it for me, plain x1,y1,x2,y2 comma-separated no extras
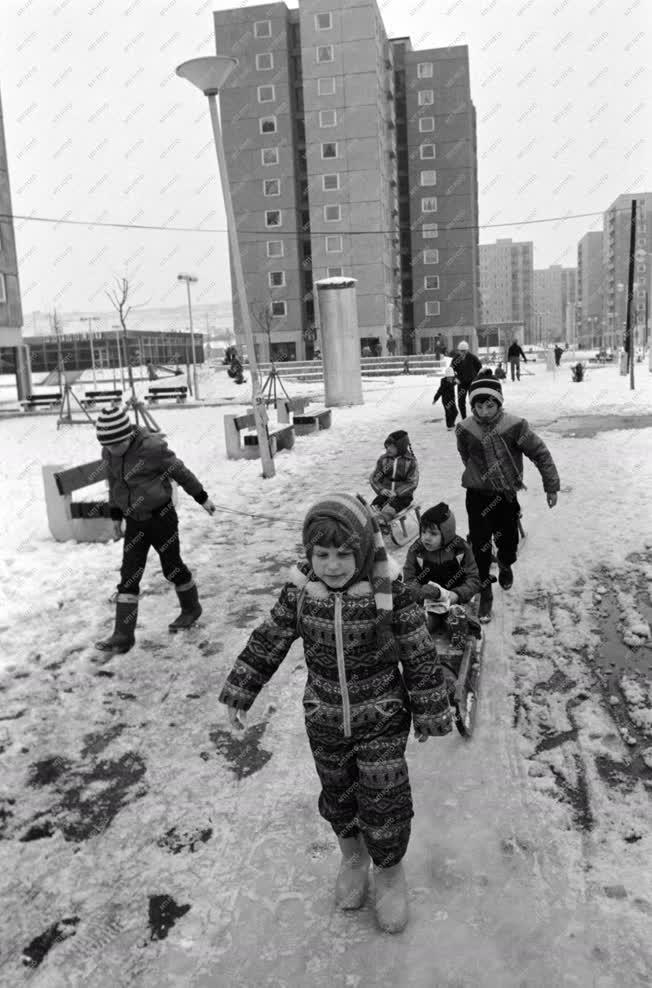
468,376,504,407
96,406,134,446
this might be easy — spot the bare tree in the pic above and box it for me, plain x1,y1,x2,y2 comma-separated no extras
105,276,150,401
250,299,274,363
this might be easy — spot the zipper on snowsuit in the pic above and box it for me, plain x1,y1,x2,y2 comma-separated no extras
333,592,352,737
390,457,398,495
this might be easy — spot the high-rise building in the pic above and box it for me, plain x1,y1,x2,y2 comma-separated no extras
603,192,651,352
0,88,27,393
533,265,577,345
213,0,479,360
576,232,604,347
479,239,534,343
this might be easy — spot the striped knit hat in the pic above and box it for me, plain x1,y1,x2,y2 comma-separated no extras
96,406,134,446
468,375,503,407
302,493,395,653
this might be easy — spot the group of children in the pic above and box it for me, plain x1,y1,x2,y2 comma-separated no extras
94,365,560,936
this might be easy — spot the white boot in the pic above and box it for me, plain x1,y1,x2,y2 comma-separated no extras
335,835,370,910
373,861,408,933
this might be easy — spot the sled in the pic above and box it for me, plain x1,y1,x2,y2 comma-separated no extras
379,503,421,548
428,606,484,739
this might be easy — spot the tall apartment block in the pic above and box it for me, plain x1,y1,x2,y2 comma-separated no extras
577,231,604,347
0,89,28,396
603,192,651,351
213,0,479,360
533,265,576,344
479,239,534,343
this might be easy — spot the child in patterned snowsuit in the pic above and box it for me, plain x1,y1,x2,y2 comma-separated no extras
219,493,451,934
369,429,419,526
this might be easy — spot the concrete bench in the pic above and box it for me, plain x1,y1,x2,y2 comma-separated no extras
21,392,62,411
277,397,332,435
145,385,188,404
81,389,123,408
224,411,295,461
43,459,115,543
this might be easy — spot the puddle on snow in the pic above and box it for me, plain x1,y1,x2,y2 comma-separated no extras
547,413,652,439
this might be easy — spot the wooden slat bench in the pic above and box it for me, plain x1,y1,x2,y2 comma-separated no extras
224,411,295,461
20,392,62,411
277,397,332,436
145,385,188,404
80,389,123,408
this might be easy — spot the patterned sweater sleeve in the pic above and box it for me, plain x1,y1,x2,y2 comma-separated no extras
218,582,300,711
391,581,450,731
369,456,386,494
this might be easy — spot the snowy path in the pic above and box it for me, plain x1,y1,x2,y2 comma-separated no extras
1,365,651,986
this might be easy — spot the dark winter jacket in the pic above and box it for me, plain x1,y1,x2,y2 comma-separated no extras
455,410,560,495
432,378,456,405
102,426,208,521
403,510,480,604
507,343,527,362
218,560,449,739
451,351,482,387
370,451,419,498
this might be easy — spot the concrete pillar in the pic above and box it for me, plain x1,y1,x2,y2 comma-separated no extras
14,344,32,400
315,277,363,407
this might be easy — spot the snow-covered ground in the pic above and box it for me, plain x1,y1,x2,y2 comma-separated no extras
1,360,651,986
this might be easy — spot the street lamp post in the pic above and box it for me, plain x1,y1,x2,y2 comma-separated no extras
80,316,101,388
176,56,275,478
177,273,200,399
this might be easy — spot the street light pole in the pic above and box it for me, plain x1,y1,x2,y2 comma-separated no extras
177,273,200,399
176,56,275,478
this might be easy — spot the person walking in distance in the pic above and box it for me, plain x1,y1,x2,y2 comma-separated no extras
554,344,564,367
507,339,528,381
455,376,560,623
451,340,482,420
94,407,216,654
432,367,458,430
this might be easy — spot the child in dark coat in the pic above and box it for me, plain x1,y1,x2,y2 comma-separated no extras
403,503,481,648
94,407,215,653
432,367,458,430
220,493,452,933
369,429,419,527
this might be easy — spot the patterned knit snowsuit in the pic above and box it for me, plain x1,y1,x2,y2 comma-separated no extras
219,561,449,868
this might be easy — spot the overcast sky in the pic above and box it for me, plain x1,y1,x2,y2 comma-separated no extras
2,0,650,315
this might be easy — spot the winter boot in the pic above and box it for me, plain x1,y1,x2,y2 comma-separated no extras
373,862,408,933
478,587,493,624
169,580,202,632
334,835,371,910
95,594,138,654
498,561,514,590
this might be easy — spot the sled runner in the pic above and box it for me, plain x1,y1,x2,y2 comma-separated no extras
427,604,484,739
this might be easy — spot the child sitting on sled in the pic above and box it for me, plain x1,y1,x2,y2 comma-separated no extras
219,493,452,934
403,502,481,649
369,429,419,529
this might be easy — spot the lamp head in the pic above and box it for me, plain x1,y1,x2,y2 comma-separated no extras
176,56,238,95
178,273,198,284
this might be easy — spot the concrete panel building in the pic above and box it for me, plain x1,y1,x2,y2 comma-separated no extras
479,239,534,343
603,192,651,352
533,265,577,345
213,0,478,360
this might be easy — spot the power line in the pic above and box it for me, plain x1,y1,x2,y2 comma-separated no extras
0,206,618,237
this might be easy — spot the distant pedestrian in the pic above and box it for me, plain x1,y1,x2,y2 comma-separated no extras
507,340,528,381
387,335,397,356
494,362,507,380
450,341,482,420
432,367,458,430
554,345,564,367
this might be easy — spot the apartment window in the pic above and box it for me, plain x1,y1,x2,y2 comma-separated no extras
421,197,438,212
263,178,280,196
315,12,333,30
421,170,437,186
417,62,433,78
271,300,287,317
254,20,272,38
424,275,440,289
257,85,275,103
423,249,439,264
316,44,334,63
324,204,341,222
420,144,436,159
269,271,285,288
321,141,338,158
419,117,435,132
256,53,273,71
318,77,336,96
265,209,282,227
418,90,434,106
325,235,343,252
261,147,279,166
267,240,283,257
319,109,337,127
322,173,340,191
425,301,441,315
0,273,5,303
260,116,277,134
327,266,343,277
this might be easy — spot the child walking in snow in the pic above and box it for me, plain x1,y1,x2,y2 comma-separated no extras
369,429,419,527
455,376,560,623
219,494,452,933
94,406,216,654
403,503,481,649
432,367,458,430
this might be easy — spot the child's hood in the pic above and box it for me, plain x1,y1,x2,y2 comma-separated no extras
286,557,402,599
419,503,457,547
